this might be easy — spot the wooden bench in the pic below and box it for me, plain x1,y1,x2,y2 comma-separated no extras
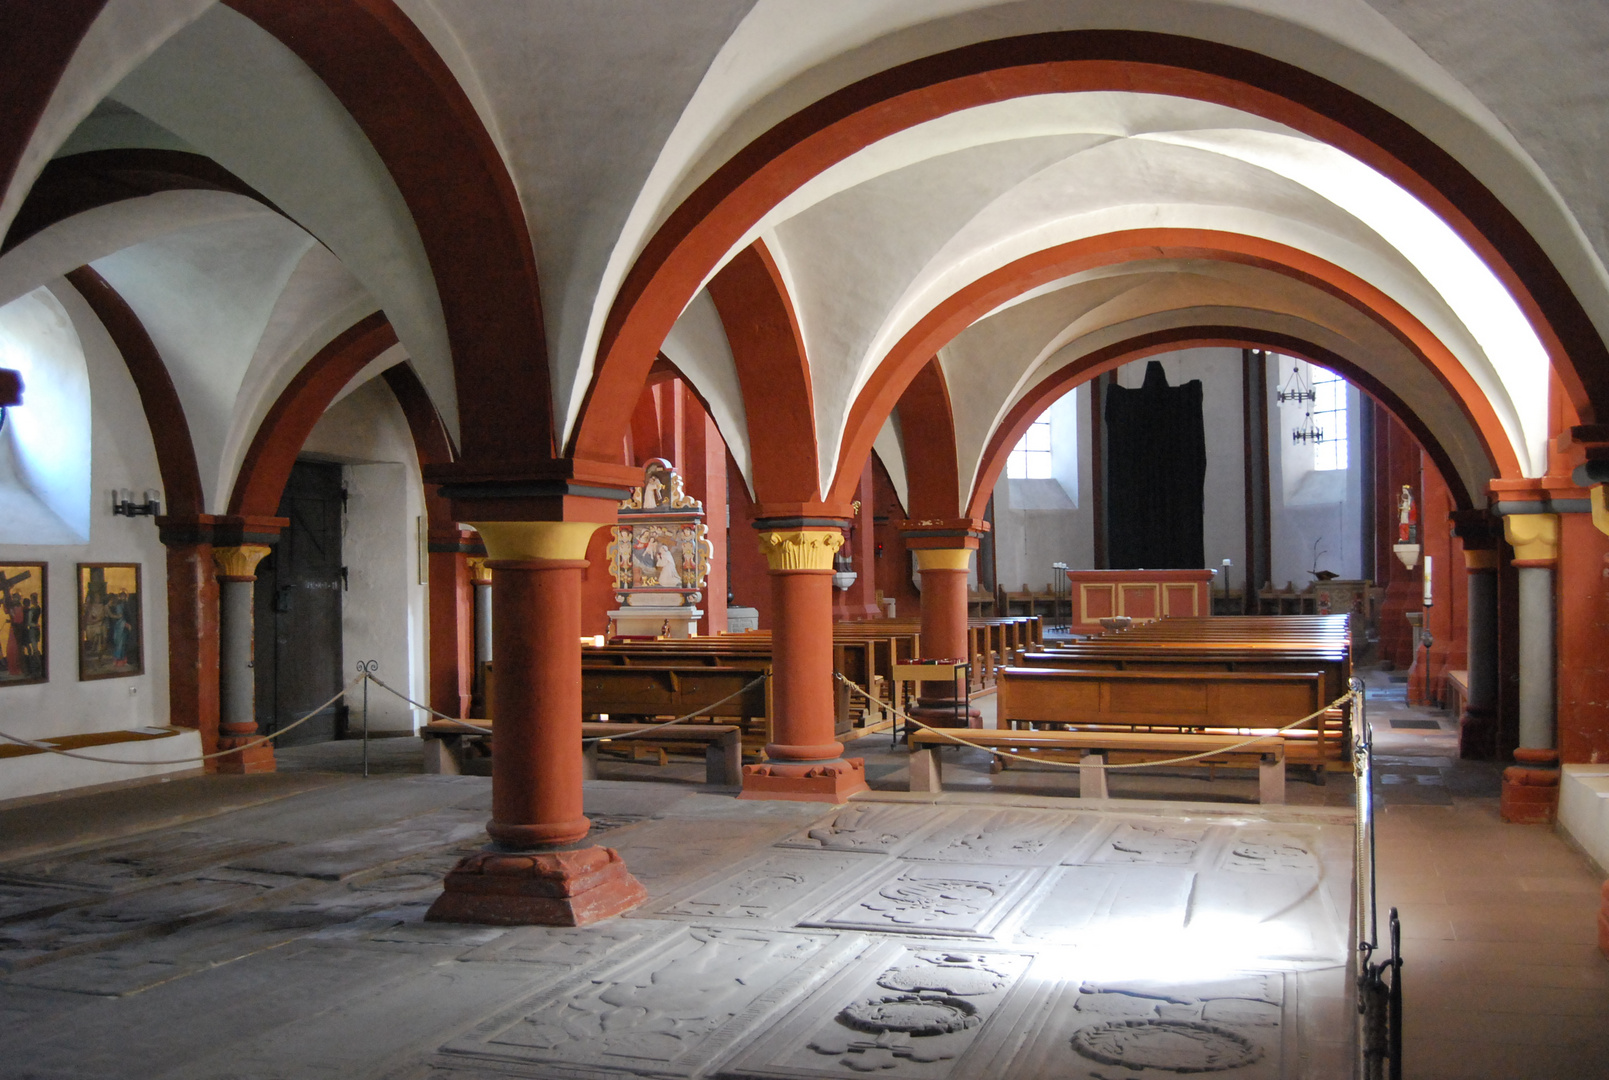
908,727,1286,803
420,719,743,786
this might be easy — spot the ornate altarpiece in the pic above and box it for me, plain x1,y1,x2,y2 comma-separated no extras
604,459,713,638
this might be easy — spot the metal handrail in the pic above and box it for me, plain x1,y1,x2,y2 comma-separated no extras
1353,675,1403,1080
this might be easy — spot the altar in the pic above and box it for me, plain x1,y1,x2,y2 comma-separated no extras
604,459,714,638
1064,568,1216,631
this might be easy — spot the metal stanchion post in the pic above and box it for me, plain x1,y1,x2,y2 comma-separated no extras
357,660,379,776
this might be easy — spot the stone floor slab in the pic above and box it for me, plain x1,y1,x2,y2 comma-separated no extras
642,850,886,926
895,807,1101,865
226,809,487,881
775,803,948,855
800,861,1043,937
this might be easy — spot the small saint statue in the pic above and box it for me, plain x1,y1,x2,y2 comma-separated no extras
1397,485,1417,544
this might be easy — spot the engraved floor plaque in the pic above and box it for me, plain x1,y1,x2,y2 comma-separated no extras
643,851,883,926
898,808,1098,865
1082,820,1219,867
0,831,286,892
1218,827,1321,875
1009,865,1195,945
801,862,1041,937
717,941,1038,1079
437,926,861,1078
1008,972,1291,1080
777,803,946,855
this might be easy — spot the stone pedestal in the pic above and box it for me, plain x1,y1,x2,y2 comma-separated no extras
212,544,275,774
1501,748,1561,824
427,847,647,927
740,526,867,804
427,521,645,925
609,603,701,638
726,606,759,633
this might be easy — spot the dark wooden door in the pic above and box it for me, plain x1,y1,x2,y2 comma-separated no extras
254,460,344,746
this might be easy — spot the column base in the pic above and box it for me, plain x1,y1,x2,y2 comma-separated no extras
1501,749,1561,824
425,845,646,926
1458,707,1497,760
910,701,982,729
739,758,868,803
214,743,276,774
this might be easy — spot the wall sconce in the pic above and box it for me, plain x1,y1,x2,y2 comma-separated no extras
112,488,161,517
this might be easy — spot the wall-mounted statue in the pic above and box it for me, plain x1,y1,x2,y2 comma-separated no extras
605,459,713,638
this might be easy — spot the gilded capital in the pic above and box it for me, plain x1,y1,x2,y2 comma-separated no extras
758,528,843,571
212,544,271,581
912,548,973,572
466,556,492,584
1503,512,1559,563
471,521,606,562
1593,485,1609,539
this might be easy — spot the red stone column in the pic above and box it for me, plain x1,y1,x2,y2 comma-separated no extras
212,544,276,774
427,521,645,925
428,527,477,720
901,521,988,726
163,540,220,762
740,525,869,802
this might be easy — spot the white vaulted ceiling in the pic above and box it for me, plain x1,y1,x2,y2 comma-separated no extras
1,0,1608,507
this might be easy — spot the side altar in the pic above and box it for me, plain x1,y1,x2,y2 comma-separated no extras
605,458,714,639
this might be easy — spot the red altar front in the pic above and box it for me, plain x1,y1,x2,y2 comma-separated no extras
1065,568,1216,630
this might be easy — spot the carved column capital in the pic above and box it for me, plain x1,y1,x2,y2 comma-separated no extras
1503,512,1559,565
466,556,492,584
757,528,843,571
211,544,271,582
471,521,607,562
912,548,973,572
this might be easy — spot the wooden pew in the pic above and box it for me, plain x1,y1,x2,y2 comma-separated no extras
996,665,1339,772
420,718,743,786
908,727,1286,803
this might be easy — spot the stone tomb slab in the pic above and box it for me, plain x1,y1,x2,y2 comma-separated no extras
1078,819,1224,868
1008,865,1196,946
800,861,1042,938
896,808,1100,866
435,925,863,1079
716,941,1039,1079
1008,972,1293,1080
776,803,947,855
641,849,886,926
227,809,487,881
0,830,286,893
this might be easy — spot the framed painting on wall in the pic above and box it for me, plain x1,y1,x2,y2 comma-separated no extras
0,562,47,686
78,563,142,680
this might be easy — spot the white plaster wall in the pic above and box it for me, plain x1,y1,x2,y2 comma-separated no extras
0,280,175,801
1268,365,1365,590
300,379,428,734
0,288,92,543
992,386,1093,591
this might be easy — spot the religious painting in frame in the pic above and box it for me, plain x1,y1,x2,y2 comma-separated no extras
78,563,142,680
0,562,47,686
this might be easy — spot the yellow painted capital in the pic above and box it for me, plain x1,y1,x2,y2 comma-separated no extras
1593,485,1609,538
466,556,492,584
212,544,271,580
471,521,606,562
1502,512,1559,563
913,548,973,572
1463,549,1499,571
758,528,843,571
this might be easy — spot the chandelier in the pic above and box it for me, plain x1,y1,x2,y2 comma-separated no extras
1277,361,1324,445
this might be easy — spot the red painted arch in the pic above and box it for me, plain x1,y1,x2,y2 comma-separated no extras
572,30,1602,466
827,228,1520,508
225,0,553,463
705,241,826,513
64,265,205,516
380,360,456,528
228,312,398,517
967,327,1475,519
896,358,962,519
0,1,106,233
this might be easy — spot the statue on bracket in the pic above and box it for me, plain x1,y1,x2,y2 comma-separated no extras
605,459,713,638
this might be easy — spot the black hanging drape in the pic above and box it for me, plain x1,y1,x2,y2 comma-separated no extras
1103,360,1207,569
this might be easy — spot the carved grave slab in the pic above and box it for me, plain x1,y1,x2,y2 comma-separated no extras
645,851,885,926
435,926,862,1078
717,941,1039,1079
0,831,285,893
228,809,488,881
897,808,1099,866
1079,819,1222,868
800,861,1041,938
776,803,945,856
1008,865,1196,945
1008,972,1292,1080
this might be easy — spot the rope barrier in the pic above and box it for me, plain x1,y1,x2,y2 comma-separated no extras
380,672,771,742
0,673,368,765
835,672,1354,770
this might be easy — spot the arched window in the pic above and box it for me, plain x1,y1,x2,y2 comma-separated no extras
0,287,92,544
1007,420,1052,479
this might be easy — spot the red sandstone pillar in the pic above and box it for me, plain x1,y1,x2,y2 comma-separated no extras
900,521,988,727
427,527,476,720
427,521,645,925
740,525,869,802
212,544,276,774
163,541,220,761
